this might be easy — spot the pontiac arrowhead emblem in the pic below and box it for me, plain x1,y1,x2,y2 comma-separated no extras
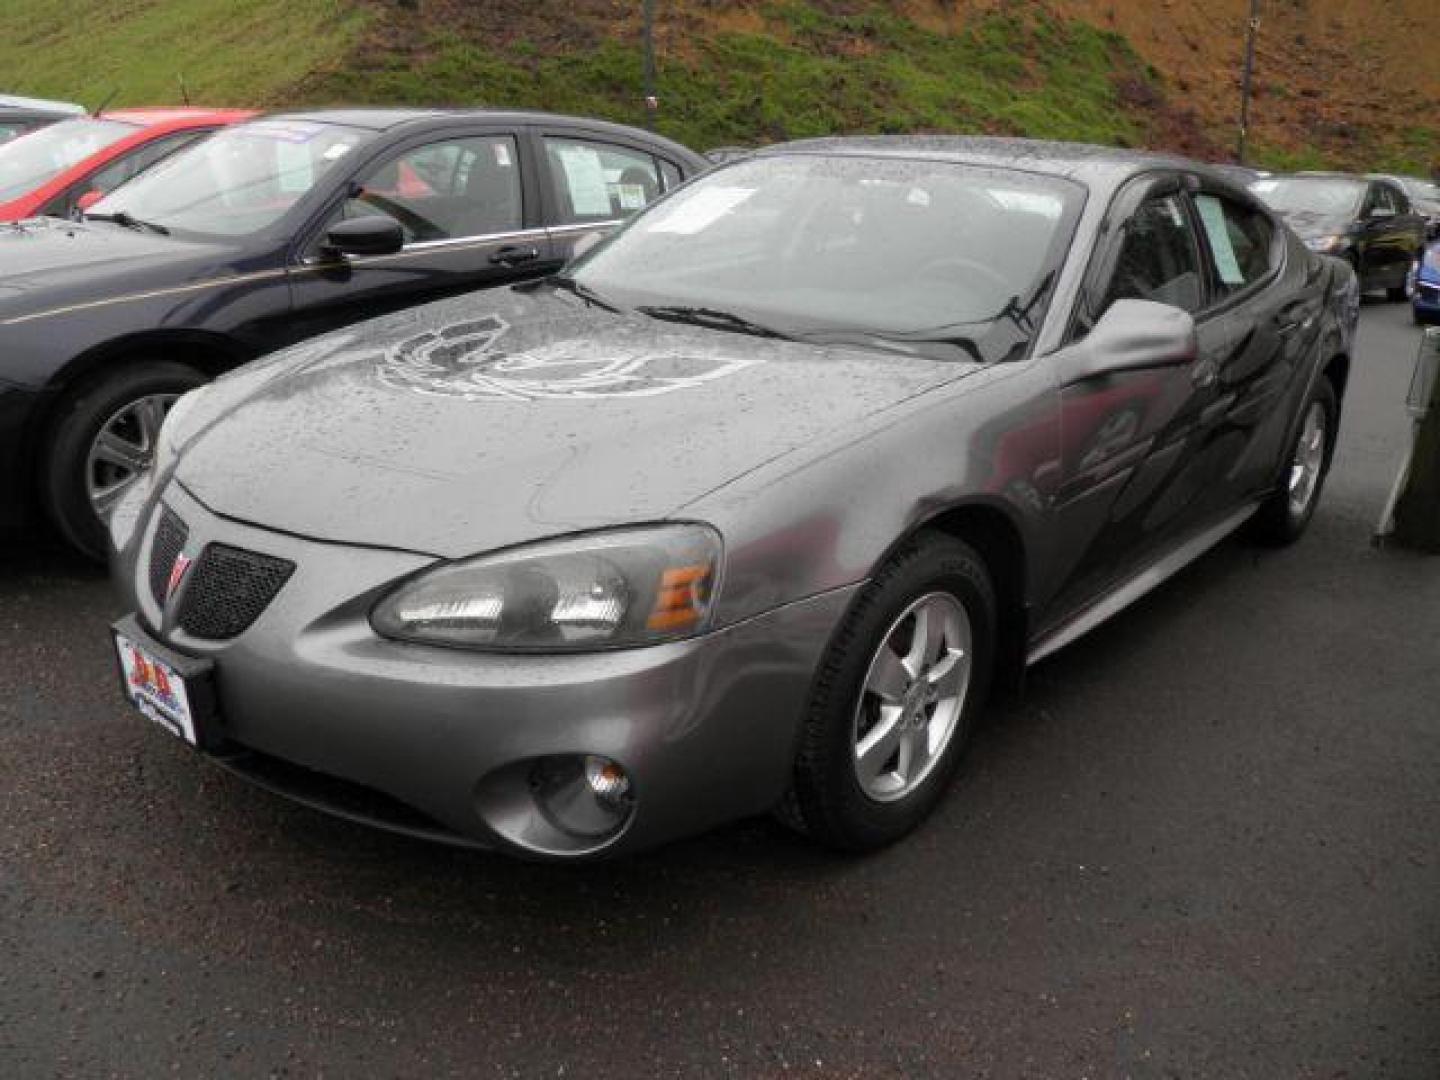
166,552,193,603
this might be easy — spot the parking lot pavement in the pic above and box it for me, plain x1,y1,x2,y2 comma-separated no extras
2,301,1438,1078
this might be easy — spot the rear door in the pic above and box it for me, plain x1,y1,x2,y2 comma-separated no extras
533,129,688,263
285,125,555,344
1189,186,1317,501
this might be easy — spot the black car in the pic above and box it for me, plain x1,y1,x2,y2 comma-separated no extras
0,108,705,558
1369,173,1440,239
1249,171,1427,299
0,93,85,145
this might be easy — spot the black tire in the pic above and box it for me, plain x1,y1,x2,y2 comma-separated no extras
1248,376,1338,547
1389,257,1419,303
783,532,997,852
42,361,209,561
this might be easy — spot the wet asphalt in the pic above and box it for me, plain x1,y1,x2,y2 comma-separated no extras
2,301,1438,1078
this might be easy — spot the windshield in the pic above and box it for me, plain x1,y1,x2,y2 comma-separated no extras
1248,176,1364,217
569,154,1082,362
0,117,136,203
89,119,376,237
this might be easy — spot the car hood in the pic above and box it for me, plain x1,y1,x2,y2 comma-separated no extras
174,289,973,558
0,218,237,316
1276,209,1352,240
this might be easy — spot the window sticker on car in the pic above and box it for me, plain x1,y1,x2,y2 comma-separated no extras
375,315,760,401
645,186,755,235
494,141,512,167
322,142,353,162
1196,195,1245,286
557,146,612,216
613,182,647,210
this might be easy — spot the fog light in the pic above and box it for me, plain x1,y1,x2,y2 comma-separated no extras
531,754,635,840
585,755,631,803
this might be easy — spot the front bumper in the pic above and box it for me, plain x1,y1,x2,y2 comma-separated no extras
112,481,856,859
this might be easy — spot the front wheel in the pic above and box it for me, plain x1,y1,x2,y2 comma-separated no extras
1248,376,1338,546
1389,257,1419,302
783,532,996,852
42,361,209,561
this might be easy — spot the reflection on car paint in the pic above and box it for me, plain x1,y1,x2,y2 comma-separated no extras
375,314,762,401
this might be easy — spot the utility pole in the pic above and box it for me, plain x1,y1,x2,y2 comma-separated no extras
642,0,658,130
1237,0,1260,164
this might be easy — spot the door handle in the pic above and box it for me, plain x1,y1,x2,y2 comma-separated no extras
1191,354,1219,388
489,244,539,266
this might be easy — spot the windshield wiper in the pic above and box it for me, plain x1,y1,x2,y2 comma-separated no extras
992,269,1056,335
84,210,170,236
635,305,791,340
518,274,620,312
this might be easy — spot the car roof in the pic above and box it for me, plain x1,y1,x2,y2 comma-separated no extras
0,93,84,115
1293,170,1369,181
258,108,707,165
752,135,1235,192
267,107,670,130
100,107,256,127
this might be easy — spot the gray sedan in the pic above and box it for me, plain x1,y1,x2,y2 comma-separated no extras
108,137,1358,860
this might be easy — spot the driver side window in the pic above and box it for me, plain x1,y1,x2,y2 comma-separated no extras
1100,194,1204,316
336,135,522,244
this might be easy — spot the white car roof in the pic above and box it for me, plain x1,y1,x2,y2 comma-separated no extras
0,93,85,115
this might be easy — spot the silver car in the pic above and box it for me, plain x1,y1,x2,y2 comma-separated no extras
109,138,1358,860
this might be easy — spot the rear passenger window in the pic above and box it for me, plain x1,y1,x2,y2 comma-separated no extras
1101,194,1204,315
1195,193,1274,296
544,137,663,224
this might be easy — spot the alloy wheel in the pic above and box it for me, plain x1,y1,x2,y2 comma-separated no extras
85,393,178,520
1286,400,1328,518
852,591,972,803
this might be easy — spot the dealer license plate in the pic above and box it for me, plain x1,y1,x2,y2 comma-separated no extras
114,630,202,746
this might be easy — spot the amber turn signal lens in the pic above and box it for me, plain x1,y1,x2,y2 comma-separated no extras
645,563,713,632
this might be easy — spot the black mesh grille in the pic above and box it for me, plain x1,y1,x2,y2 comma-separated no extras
148,508,188,606
177,544,295,640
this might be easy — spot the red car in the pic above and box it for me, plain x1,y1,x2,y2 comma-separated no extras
0,107,254,221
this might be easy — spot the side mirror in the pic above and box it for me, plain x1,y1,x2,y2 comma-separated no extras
322,215,404,258
1053,298,1196,385
76,190,104,213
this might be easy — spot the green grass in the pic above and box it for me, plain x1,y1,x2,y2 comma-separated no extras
303,6,1153,152
0,0,367,109
2,0,1428,174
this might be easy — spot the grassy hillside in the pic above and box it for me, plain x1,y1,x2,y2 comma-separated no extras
0,0,367,109
1,0,1435,173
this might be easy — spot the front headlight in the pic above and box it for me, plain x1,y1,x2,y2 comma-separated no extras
370,524,723,651
1303,235,1345,254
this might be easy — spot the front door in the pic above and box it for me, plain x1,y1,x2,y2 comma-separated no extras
1043,178,1234,623
284,129,557,346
